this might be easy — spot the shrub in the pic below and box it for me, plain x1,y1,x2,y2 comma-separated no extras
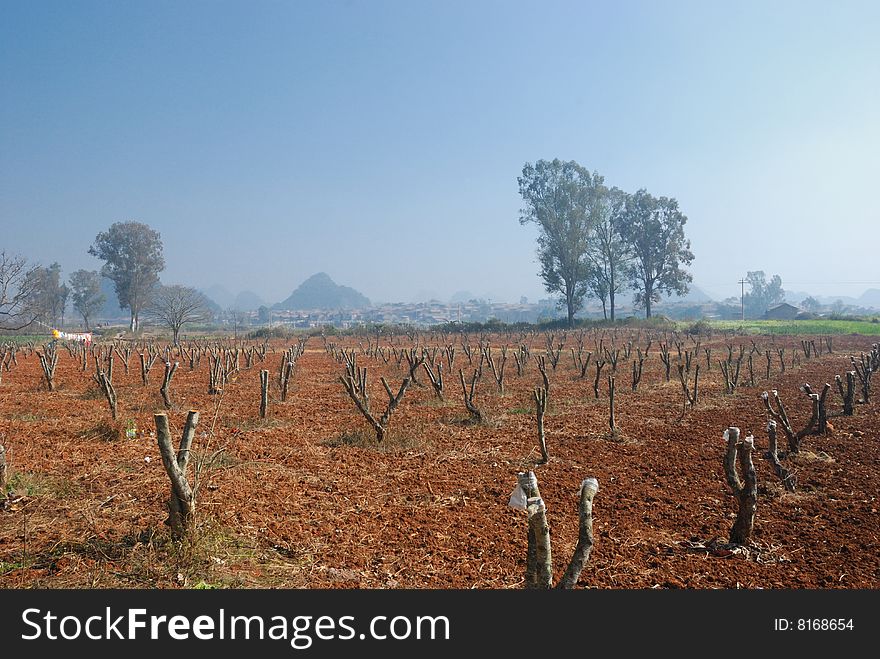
685,319,713,336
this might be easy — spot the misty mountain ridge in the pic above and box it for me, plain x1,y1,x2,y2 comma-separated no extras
274,273,370,310
785,289,880,309
199,285,265,311
202,284,235,309
660,284,714,304
232,290,265,312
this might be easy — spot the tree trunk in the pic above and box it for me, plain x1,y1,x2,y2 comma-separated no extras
0,444,7,493
723,427,757,545
517,471,541,588
259,369,269,419
557,478,599,589
608,374,616,433
526,497,552,588
534,387,548,464
765,421,795,492
155,411,199,539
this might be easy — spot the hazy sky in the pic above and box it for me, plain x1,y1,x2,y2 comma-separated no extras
2,0,879,305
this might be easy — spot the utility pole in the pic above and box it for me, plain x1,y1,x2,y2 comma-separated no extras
738,278,747,320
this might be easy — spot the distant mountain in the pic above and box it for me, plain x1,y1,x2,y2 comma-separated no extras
677,284,714,303
233,290,264,312
652,284,714,305
199,293,223,316
858,289,880,309
784,289,880,310
816,294,860,306
785,290,812,305
202,284,235,309
274,273,370,310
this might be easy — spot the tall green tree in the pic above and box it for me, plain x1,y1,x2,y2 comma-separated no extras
586,186,632,321
800,296,820,312
69,269,106,330
620,190,694,318
743,271,784,318
25,262,67,327
518,159,602,327
89,221,165,332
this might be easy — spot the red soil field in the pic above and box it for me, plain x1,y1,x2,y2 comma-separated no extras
1,330,878,589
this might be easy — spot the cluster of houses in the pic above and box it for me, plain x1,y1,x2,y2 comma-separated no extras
261,300,555,328
229,300,829,330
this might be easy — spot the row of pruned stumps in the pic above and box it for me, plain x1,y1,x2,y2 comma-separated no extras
326,330,850,443
504,413,851,590
757,343,877,491
329,334,624,441
503,343,878,586
9,336,308,423
723,345,878,546
0,407,201,539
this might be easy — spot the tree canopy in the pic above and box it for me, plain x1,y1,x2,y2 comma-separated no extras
25,262,68,328
743,271,785,318
89,221,164,332
585,186,631,321
69,269,106,330
619,189,694,318
518,159,603,327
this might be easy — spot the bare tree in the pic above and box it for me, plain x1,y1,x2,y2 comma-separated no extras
145,285,212,344
0,252,39,331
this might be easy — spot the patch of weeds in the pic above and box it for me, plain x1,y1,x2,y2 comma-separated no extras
195,449,238,470
585,428,637,444
78,388,105,400
79,419,123,442
171,519,264,586
4,412,45,422
231,417,284,434
446,414,494,428
508,407,533,415
124,518,263,588
793,450,834,463
0,559,35,576
323,428,429,452
418,398,455,408
7,471,83,499
7,471,51,497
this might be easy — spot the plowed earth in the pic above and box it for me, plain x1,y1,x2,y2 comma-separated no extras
1,331,878,589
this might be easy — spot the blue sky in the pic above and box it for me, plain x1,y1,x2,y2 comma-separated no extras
2,0,878,305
